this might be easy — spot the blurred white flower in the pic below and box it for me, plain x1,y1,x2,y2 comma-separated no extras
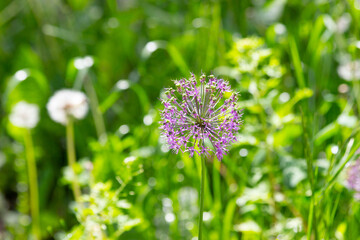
9,101,40,129
337,60,360,81
336,14,351,34
14,70,28,81
74,56,94,70
47,89,88,125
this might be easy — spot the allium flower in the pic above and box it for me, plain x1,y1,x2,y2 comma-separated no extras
346,159,360,200
337,60,360,81
47,89,88,125
159,74,243,160
9,101,40,129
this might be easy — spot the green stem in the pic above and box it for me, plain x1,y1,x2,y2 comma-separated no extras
198,154,205,240
74,69,106,140
212,157,222,239
24,129,41,240
83,76,107,141
301,109,318,240
260,110,277,224
307,197,314,240
353,81,360,115
66,118,81,203
213,159,222,210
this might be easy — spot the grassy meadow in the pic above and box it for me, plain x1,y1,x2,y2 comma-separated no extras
1,0,360,239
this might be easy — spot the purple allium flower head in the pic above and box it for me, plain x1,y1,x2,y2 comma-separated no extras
159,74,243,160
346,159,360,200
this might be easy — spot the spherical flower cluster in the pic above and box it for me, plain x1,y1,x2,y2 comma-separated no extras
47,89,89,125
159,74,243,160
346,159,360,200
9,101,40,129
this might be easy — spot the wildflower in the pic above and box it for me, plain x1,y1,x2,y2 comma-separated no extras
47,89,89,125
10,101,41,238
346,159,360,200
9,101,40,129
159,74,243,160
74,56,94,70
337,60,360,81
336,14,351,34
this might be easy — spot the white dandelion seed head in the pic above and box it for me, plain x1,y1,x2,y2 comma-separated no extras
47,89,89,125
9,101,40,129
336,14,351,34
337,60,360,81
74,56,94,70
14,70,28,81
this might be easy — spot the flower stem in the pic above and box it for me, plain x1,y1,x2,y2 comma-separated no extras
24,129,41,240
301,109,318,240
66,118,81,203
83,76,107,141
198,154,205,240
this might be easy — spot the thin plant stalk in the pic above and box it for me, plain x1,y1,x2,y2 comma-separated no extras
260,110,277,223
24,129,41,240
66,117,81,203
353,81,360,115
83,76,107,140
213,159,222,210
74,69,106,141
212,157,222,239
301,109,318,240
198,154,205,240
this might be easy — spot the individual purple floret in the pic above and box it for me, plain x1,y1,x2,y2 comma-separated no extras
159,74,243,160
346,159,360,200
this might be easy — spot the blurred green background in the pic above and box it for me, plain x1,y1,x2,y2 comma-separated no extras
1,0,360,239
